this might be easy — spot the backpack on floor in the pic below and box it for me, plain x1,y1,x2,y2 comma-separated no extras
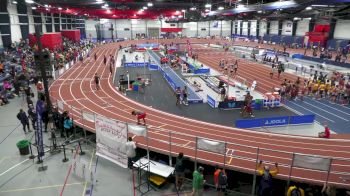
218,171,227,186
291,188,301,196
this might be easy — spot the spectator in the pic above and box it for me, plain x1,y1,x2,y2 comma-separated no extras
318,124,331,138
125,137,137,169
192,166,205,196
63,112,73,139
27,104,37,130
16,109,31,133
214,166,227,196
175,152,185,191
257,161,279,196
287,182,305,196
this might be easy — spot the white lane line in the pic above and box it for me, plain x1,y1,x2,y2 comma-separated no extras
289,101,335,123
304,97,350,116
303,101,349,121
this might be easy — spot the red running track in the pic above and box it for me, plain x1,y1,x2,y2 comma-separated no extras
49,38,350,188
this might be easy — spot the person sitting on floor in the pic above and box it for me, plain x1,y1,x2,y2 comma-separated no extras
318,124,331,138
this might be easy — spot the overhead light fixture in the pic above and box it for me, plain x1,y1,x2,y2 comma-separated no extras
181,9,186,12
45,8,49,11
257,10,262,13
178,15,183,18
12,1,18,4
205,9,210,12
205,4,211,8
190,7,196,11
25,0,34,4
293,17,301,20
143,6,148,10
44,4,48,8
218,6,224,10
58,7,62,10
96,0,104,4
147,2,153,7
31,6,36,10
305,6,312,10
304,17,312,20
104,3,108,7
84,13,88,16
175,10,180,14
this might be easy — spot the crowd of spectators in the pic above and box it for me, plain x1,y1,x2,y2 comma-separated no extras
0,37,95,108
277,70,350,106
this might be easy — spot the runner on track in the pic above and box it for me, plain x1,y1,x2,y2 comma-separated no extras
131,110,146,125
94,73,100,90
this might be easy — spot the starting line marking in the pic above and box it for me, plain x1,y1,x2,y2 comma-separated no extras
182,141,192,147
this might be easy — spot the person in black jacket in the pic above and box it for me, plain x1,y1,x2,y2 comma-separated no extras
27,104,37,130
42,108,49,132
17,109,31,133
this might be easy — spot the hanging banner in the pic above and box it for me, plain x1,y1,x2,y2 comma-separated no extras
293,154,331,171
95,115,128,168
128,124,147,137
197,138,225,155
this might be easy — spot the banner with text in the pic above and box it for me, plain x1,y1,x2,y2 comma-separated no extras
95,115,128,168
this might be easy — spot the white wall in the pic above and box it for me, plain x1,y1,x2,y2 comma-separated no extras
235,20,241,34
210,21,221,36
269,20,279,35
242,21,248,36
334,20,350,39
41,13,47,33
183,22,197,37
198,21,209,37
7,2,22,42
27,6,35,34
250,20,257,36
296,19,309,36
259,20,267,37
221,20,231,37
282,20,293,36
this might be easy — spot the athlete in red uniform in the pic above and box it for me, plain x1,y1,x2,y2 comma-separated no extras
131,111,146,125
318,125,331,138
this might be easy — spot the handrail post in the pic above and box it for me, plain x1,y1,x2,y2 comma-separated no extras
287,153,295,190
325,158,333,187
223,142,227,169
194,137,198,170
169,131,172,166
251,147,260,196
81,109,87,142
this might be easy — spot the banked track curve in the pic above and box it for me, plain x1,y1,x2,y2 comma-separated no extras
49,38,350,188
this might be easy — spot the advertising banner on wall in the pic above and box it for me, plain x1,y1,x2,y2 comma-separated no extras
283,21,293,35
95,115,128,168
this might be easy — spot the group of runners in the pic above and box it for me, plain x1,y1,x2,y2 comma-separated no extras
93,53,116,91
218,59,239,76
175,86,189,106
